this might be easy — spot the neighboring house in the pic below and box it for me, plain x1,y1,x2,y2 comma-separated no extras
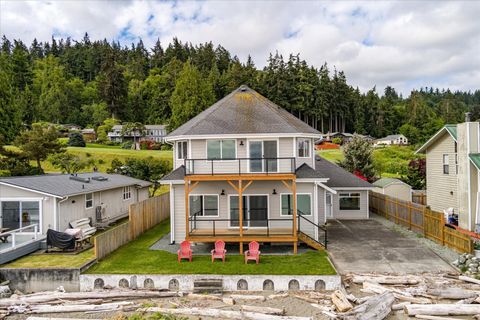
61,124,82,131
160,85,373,253
373,178,412,202
322,133,372,144
416,115,480,232
81,128,96,142
108,125,167,143
375,134,409,146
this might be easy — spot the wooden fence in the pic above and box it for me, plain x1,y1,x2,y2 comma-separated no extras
94,192,170,260
129,192,170,240
412,190,427,205
94,222,130,260
370,192,472,253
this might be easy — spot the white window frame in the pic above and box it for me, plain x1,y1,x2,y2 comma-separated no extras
339,192,361,211
297,138,311,158
0,198,43,233
279,193,312,217
123,186,131,201
206,139,237,161
189,194,219,217
247,139,280,173
85,193,94,209
176,141,188,160
443,154,449,175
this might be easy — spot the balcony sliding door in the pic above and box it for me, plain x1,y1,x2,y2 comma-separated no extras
248,140,278,173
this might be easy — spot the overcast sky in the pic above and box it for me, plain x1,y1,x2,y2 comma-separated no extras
1,0,479,95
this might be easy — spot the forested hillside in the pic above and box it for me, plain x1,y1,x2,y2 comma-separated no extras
1,34,479,145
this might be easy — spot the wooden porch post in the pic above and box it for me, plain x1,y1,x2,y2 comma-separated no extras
239,179,243,254
184,180,190,240
292,178,297,254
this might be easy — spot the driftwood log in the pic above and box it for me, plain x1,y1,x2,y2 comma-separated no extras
0,290,180,307
331,290,353,312
338,292,395,320
352,275,420,285
139,307,312,320
241,305,286,315
414,315,464,320
21,302,135,314
229,294,266,302
404,304,480,316
426,287,478,300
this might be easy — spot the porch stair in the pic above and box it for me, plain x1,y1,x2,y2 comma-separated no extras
298,231,325,251
193,278,223,294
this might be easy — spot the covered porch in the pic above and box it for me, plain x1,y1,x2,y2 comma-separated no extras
184,173,301,253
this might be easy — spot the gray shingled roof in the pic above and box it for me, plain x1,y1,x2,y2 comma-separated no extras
160,166,185,181
0,173,152,197
313,156,372,188
167,86,321,138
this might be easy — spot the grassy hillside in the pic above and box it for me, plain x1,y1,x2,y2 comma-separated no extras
317,145,422,178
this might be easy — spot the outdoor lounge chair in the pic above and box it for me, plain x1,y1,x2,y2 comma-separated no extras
177,240,192,262
244,241,261,264
211,240,226,262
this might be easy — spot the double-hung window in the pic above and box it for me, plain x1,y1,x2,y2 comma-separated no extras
443,154,449,175
297,138,310,158
281,194,311,216
207,140,236,160
177,141,188,160
85,193,93,209
189,195,219,217
339,192,361,210
123,186,131,200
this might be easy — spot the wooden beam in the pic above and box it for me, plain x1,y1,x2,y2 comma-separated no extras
185,174,296,181
189,181,199,193
184,180,190,239
188,235,297,243
239,179,243,246
282,180,292,191
242,180,253,192
227,180,240,192
292,179,297,254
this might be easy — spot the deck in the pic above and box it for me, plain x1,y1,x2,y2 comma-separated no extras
0,234,45,265
188,227,296,243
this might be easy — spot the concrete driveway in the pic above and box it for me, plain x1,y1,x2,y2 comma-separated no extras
327,219,455,274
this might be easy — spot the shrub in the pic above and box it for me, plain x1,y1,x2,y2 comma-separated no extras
332,137,342,145
151,142,162,150
121,141,134,149
67,132,86,147
160,144,172,150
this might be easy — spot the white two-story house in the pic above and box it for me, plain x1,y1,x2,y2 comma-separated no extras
161,85,373,253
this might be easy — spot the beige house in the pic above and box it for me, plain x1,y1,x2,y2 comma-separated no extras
374,134,409,146
373,178,412,202
0,173,151,263
160,85,373,253
417,115,480,232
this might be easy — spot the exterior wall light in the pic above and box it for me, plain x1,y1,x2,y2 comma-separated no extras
221,189,226,196
272,189,277,195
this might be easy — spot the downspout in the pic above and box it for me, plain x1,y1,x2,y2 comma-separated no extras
57,196,70,231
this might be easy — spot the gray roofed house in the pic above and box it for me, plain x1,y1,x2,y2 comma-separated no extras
372,177,412,202
161,85,373,252
374,134,409,146
0,172,152,263
166,85,320,139
108,124,168,143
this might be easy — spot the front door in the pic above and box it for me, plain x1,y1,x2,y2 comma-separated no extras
229,195,268,228
249,141,278,173
248,195,268,227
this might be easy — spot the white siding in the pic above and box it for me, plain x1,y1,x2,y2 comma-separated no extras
331,190,369,219
425,133,458,215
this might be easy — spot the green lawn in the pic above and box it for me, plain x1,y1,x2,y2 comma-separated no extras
87,219,336,275
317,145,422,178
2,248,95,268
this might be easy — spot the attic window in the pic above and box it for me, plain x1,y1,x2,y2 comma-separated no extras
297,138,311,158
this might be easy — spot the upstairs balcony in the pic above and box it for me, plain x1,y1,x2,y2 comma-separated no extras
184,157,297,179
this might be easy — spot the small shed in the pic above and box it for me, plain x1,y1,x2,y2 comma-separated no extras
81,128,96,142
373,178,412,202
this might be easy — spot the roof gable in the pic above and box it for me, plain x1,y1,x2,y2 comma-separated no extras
416,125,457,154
167,85,320,139
373,178,409,188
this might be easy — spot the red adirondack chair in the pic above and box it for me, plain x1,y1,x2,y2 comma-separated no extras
244,241,261,264
211,240,227,262
177,240,192,262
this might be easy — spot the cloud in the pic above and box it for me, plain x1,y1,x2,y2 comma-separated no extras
1,0,479,95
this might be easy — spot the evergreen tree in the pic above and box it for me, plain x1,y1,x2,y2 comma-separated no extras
169,60,215,130
338,134,376,181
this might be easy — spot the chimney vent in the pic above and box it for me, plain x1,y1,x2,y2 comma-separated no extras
239,85,247,92
465,112,472,122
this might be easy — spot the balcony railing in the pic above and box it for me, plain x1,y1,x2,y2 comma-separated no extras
184,157,296,176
